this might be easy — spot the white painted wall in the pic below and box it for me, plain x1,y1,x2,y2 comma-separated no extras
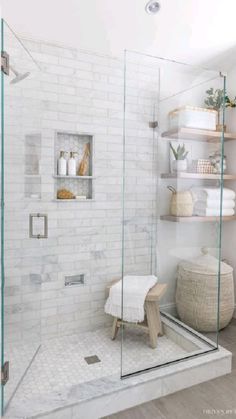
2,0,236,66
222,67,236,316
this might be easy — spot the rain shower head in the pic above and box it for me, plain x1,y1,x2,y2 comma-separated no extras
10,65,30,84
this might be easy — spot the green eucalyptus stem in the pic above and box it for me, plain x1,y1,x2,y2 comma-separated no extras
205,88,236,112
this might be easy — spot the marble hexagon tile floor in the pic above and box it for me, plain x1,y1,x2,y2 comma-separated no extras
7,327,187,405
4,341,40,406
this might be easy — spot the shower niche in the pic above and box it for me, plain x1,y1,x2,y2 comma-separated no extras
54,131,94,201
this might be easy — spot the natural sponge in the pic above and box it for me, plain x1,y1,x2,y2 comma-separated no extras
57,188,75,199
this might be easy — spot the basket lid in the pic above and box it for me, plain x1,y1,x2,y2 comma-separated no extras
179,247,233,275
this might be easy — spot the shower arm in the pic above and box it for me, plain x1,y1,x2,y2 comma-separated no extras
9,65,19,77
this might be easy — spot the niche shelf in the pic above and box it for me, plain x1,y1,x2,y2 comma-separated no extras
161,127,236,143
53,175,94,180
54,131,94,201
160,215,236,222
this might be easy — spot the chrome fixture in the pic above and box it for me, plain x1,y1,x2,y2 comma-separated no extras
145,0,161,14
10,65,30,84
1,361,9,386
65,274,85,287
29,213,48,239
149,121,158,129
84,355,101,365
1,51,10,75
1,51,30,83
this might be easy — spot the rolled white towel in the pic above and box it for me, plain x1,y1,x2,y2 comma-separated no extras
194,207,235,217
191,187,236,201
195,199,235,210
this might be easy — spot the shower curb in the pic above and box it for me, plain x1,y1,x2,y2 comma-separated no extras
4,345,232,419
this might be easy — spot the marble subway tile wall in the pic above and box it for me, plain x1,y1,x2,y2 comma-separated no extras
4,37,158,343
123,53,159,276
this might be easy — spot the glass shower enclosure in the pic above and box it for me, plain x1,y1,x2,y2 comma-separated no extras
0,24,227,415
121,50,225,377
1,19,42,414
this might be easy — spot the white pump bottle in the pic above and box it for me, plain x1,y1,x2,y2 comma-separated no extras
58,151,67,176
68,152,78,176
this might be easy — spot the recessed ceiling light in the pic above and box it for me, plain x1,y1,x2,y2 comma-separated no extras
145,0,161,14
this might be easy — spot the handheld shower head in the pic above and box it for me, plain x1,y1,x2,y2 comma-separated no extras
10,65,30,84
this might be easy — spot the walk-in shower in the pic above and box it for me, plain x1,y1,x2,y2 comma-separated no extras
0,18,232,419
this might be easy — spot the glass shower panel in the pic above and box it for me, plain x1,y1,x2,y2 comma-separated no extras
1,20,42,412
157,61,225,349
122,50,224,377
121,51,160,376
1,20,4,416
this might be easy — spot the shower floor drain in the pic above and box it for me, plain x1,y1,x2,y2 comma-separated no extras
84,355,101,365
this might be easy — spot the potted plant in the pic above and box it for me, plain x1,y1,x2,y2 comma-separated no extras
225,93,236,132
204,88,236,131
170,142,189,172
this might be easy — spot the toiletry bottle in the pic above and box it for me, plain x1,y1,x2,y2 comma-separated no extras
68,152,77,176
58,151,67,176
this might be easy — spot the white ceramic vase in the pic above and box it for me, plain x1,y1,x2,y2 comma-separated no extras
172,159,187,172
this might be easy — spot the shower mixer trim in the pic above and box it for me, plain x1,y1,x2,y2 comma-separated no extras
1,51,30,83
1,51,10,75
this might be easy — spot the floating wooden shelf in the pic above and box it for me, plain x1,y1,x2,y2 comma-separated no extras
160,172,236,180
161,127,236,143
160,215,236,222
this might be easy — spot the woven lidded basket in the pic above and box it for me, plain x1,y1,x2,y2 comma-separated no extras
176,248,234,332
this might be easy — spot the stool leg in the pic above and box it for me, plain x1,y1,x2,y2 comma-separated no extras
111,317,119,340
146,301,159,349
156,302,163,336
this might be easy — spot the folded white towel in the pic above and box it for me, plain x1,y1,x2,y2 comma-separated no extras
194,208,235,217
195,199,235,210
104,275,158,323
191,187,236,201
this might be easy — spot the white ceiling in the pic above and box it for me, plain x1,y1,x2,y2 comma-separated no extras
2,0,236,67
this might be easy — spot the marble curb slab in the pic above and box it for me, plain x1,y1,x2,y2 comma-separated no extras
5,344,231,419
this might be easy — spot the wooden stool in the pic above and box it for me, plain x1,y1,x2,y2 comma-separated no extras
106,281,167,349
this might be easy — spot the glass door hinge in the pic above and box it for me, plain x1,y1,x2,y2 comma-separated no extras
1,51,10,76
149,121,158,129
220,71,227,78
1,361,9,386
